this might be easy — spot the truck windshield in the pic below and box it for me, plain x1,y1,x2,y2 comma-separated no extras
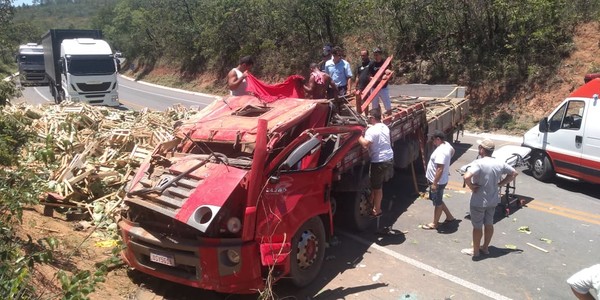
18,55,44,64
67,56,115,76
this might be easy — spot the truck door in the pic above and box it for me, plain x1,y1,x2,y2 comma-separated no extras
545,99,586,178
579,98,600,183
257,127,362,236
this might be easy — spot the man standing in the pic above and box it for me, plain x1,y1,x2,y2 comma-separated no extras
567,264,600,300
227,56,254,96
358,109,394,217
353,49,372,94
324,46,353,96
369,47,393,115
462,138,518,259
304,63,337,99
422,130,456,230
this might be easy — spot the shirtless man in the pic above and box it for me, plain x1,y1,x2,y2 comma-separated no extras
304,63,337,99
228,56,254,96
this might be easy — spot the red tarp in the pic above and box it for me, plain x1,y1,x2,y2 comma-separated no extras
246,73,305,102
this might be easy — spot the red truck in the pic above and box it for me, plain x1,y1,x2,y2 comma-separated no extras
119,92,468,293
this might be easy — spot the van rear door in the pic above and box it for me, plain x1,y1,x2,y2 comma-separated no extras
580,98,600,183
544,99,585,178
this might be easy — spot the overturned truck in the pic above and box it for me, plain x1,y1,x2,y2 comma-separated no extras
118,91,469,293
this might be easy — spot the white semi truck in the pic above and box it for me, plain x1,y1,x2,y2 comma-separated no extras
42,29,119,106
16,43,48,86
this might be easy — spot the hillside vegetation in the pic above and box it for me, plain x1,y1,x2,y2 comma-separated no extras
3,0,600,128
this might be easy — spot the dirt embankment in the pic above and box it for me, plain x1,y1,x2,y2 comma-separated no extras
469,22,600,131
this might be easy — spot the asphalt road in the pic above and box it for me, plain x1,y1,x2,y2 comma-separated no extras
16,75,219,110
12,78,599,300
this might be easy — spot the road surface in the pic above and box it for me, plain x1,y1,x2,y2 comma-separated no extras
11,77,599,300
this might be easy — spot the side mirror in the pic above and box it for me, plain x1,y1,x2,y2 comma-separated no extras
538,117,548,133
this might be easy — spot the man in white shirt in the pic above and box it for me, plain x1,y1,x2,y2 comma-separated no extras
567,264,600,300
358,109,394,217
422,130,456,230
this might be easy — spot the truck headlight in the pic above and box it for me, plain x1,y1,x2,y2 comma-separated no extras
226,217,241,234
111,95,119,102
71,97,80,102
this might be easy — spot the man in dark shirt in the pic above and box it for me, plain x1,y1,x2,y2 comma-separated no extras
353,49,372,94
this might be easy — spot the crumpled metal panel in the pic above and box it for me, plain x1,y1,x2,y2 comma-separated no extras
176,96,327,144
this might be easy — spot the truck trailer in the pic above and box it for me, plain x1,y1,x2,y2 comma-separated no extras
41,29,119,106
118,92,469,294
16,43,48,86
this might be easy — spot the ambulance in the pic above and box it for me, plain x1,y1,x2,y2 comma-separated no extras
523,78,600,184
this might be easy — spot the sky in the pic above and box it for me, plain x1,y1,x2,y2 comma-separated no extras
12,0,34,6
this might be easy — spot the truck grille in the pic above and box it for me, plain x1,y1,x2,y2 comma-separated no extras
127,175,201,218
76,82,111,92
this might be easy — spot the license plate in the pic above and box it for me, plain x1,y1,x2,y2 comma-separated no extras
150,252,175,266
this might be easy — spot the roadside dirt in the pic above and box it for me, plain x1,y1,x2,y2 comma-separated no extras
16,22,600,300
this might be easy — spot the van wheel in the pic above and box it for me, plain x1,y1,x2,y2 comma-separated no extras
531,152,554,182
290,217,326,287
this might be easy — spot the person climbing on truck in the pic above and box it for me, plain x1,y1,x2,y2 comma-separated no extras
358,108,394,217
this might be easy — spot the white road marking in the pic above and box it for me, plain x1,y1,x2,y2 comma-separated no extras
119,84,211,106
33,87,52,102
339,230,513,300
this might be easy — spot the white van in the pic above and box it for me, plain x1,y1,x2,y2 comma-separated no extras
523,78,600,184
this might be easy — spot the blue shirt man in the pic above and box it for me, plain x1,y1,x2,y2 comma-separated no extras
324,46,353,96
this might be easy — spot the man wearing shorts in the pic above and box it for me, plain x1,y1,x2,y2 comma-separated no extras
358,109,394,217
462,138,518,258
422,130,456,230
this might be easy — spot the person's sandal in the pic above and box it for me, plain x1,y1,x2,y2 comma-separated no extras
420,223,437,230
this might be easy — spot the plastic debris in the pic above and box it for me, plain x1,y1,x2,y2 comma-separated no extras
518,226,531,234
505,244,517,250
539,238,552,244
371,273,382,281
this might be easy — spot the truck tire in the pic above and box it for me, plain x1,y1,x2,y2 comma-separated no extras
531,152,554,182
342,188,372,231
290,216,326,287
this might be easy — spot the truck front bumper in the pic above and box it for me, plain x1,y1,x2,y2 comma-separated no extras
119,219,263,294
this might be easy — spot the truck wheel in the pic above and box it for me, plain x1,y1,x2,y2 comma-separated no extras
290,216,326,287
343,188,372,231
531,152,554,182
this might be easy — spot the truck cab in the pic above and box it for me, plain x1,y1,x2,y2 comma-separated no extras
16,43,48,86
523,78,600,184
59,38,119,106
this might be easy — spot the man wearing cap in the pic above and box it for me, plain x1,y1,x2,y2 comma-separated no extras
358,108,394,217
422,130,456,230
462,138,518,259
324,46,353,97
369,47,393,115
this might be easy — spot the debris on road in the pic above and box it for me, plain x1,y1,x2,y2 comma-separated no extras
518,226,531,234
539,238,553,244
2,101,199,229
505,244,517,250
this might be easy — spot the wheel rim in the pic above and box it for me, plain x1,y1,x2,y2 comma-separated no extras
296,230,318,269
533,157,544,175
358,189,371,217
